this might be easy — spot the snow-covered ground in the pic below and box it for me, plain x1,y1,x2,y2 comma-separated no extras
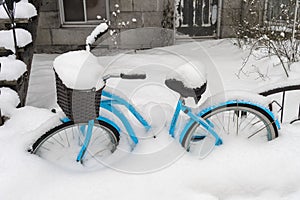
1,39,300,200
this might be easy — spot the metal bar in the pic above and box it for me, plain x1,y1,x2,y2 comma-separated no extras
259,84,300,96
186,109,222,145
76,119,94,162
298,103,300,119
83,0,87,22
100,101,138,144
281,91,285,123
102,90,151,130
169,99,183,137
0,109,3,126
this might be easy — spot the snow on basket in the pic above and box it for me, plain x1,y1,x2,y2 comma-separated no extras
0,55,27,81
0,1,37,19
53,50,105,122
54,50,104,90
0,29,32,52
0,87,20,116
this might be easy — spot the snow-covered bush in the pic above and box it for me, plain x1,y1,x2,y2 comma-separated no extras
233,0,300,78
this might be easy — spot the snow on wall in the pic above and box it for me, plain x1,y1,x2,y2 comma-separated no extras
0,55,27,81
0,0,37,19
0,87,20,116
53,50,105,90
0,28,32,52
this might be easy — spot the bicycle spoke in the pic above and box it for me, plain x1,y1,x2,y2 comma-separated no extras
239,115,258,133
40,146,50,151
32,121,119,168
236,109,239,136
58,133,64,141
64,129,70,147
247,124,268,139
214,113,227,134
52,136,65,148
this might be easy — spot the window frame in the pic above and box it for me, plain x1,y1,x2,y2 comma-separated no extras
58,0,110,27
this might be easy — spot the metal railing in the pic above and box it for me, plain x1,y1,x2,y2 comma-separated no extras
259,83,300,124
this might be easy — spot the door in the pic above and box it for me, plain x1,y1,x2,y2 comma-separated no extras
176,0,218,37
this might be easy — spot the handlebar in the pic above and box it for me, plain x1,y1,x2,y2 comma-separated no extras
103,73,146,81
120,73,146,79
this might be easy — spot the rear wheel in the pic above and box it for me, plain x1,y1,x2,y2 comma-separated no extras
31,120,119,168
182,103,278,154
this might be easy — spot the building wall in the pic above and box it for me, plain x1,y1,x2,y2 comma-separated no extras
219,0,242,38
35,0,251,53
35,0,174,53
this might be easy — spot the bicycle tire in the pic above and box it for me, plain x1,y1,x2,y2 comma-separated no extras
181,102,279,150
31,120,120,168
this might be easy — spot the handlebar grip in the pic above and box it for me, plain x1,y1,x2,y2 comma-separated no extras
120,73,146,79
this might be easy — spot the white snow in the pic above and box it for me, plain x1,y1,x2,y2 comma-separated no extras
166,61,207,88
0,87,20,116
195,90,272,114
0,28,32,52
0,55,27,81
53,50,104,90
86,22,109,51
0,0,37,19
2,39,300,200
98,52,207,89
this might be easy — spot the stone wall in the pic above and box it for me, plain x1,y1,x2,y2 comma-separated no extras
220,0,242,38
35,0,174,53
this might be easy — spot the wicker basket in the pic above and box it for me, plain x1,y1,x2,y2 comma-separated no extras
55,72,103,123
0,72,28,107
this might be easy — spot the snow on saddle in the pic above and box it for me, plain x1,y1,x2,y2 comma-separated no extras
164,62,207,103
165,78,207,104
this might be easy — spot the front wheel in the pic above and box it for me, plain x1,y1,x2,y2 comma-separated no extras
181,102,279,152
30,120,120,168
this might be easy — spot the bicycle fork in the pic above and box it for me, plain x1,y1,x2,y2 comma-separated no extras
185,109,223,146
76,120,95,162
172,99,223,146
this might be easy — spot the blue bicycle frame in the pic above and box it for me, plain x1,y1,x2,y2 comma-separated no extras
61,89,223,162
60,86,283,162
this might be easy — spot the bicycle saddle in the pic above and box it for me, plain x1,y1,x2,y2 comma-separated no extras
165,78,207,103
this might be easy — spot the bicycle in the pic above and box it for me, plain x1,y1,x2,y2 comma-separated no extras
29,57,280,168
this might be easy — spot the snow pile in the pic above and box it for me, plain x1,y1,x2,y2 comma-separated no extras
0,0,37,19
86,22,109,51
0,87,20,116
0,28,32,52
3,39,300,199
0,55,27,81
53,50,105,90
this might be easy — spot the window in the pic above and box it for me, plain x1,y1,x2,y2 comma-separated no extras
59,0,109,25
266,0,299,23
